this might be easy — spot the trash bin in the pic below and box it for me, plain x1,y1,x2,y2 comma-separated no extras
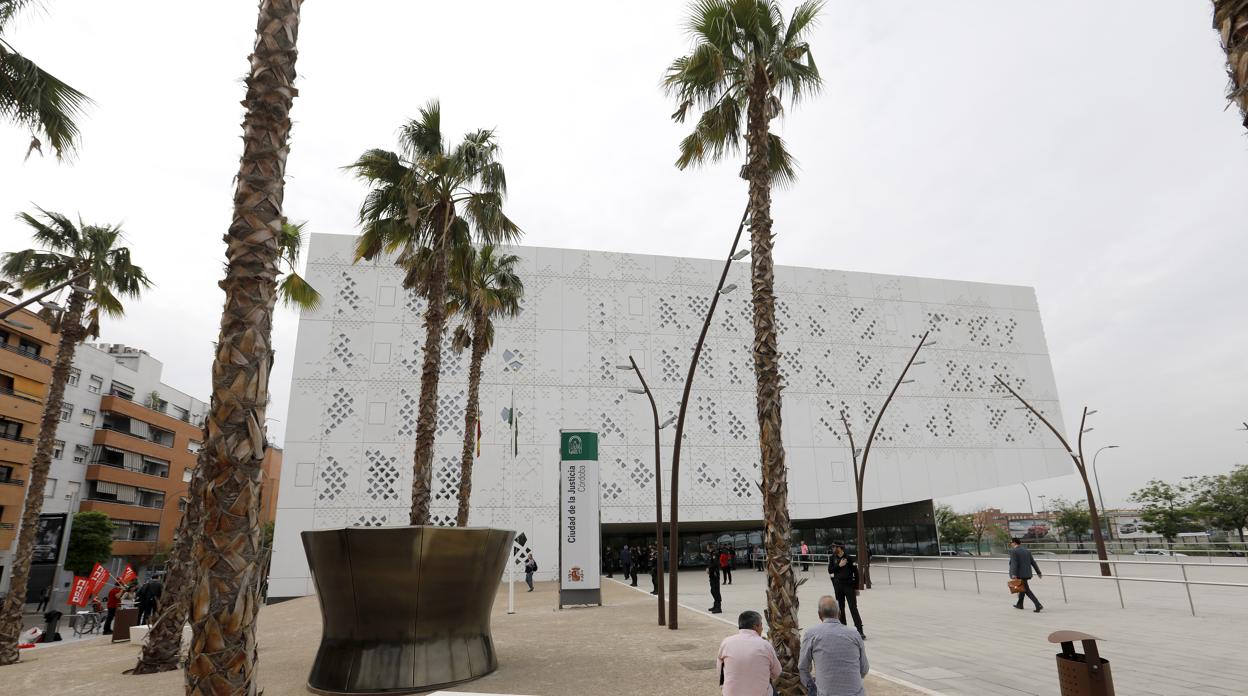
1049,630,1114,696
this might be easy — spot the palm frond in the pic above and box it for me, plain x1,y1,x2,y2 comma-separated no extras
398,100,444,160
277,272,321,311
766,131,797,187
0,40,91,159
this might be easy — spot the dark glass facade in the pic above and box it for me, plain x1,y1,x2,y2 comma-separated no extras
602,499,938,568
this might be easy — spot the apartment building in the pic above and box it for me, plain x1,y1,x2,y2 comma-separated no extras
0,298,56,589
0,317,284,596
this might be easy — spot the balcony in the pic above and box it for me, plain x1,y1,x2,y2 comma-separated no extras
0,341,51,365
110,539,158,557
85,463,171,491
0,386,43,423
0,476,24,508
0,430,32,444
79,498,163,524
0,432,34,467
99,422,174,449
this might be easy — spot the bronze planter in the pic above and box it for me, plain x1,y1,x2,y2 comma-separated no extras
302,526,514,694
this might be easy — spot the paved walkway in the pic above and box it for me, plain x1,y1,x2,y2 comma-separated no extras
673,557,1248,695
5,579,921,695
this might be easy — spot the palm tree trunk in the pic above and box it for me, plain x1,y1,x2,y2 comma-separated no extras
184,1,301,693
132,461,205,673
0,290,87,665
746,68,803,696
455,313,488,527
1213,0,1248,130
409,213,453,527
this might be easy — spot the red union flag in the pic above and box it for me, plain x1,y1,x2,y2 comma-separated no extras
69,576,91,606
120,564,137,585
86,563,111,596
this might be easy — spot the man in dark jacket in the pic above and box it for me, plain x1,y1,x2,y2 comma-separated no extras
829,542,865,639
619,545,633,586
136,577,163,625
707,558,722,614
1009,538,1044,612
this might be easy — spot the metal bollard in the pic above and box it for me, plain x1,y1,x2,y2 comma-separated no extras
1049,631,1114,696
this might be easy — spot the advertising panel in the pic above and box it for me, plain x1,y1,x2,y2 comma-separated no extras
1007,518,1052,540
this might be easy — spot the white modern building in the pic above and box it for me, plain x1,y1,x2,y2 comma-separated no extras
268,234,1068,600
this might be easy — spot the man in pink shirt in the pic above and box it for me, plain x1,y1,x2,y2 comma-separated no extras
717,610,782,696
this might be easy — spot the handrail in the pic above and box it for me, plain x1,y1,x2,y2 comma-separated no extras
0,341,51,365
0,431,34,444
0,385,41,403
0,477,25,486
88,460,170,479
83,495,165,510
99,423,174,448
862,553,1248,617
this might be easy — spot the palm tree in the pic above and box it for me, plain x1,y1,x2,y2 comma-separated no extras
447,245,522,526
182,1,302,692
664,1,822,691
0,209,150,665
134,220,317,675
1213,1,1248,131
1,0,91,158
346,101,520,526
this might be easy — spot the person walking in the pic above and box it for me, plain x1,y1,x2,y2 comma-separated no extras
707,558,723,614
102,583,123,634
800,540,810,572
620,544,633,586
799,595,870,696
1009,537,1044,612
720,546,733,585
630,545,642,586
717,610,780,696
829,543,865,639
524,552,538,592
136,576,163,625
35,586,50,613
751,544,763,572
604,547,615,578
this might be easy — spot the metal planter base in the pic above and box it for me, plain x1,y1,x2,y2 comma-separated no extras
302,526,514,694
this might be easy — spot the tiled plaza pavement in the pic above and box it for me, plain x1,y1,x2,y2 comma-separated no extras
5,578,921,695
673,556,1248,695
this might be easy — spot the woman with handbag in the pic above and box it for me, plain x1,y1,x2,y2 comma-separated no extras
1008,538,1044,612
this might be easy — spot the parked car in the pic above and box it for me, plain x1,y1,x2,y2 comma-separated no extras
1070,549,1097,555
1133,548,1188,557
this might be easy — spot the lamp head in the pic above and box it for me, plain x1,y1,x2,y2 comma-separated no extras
719,284,737,295
731,250,749,261
627,388,646,395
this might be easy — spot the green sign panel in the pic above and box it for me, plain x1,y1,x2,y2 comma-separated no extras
560,431,598,461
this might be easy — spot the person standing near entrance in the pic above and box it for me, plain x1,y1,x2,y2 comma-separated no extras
719,546,733,585
136,576,163,625
35,586,50,613
829,543,865,639
800,540,810,572
620,545,633,586
648,544,660,595
707,557,723,614
524,552,538,592
631,545,643,586
1009,538,1044,612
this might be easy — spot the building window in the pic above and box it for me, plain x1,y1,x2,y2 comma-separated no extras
109,381,134,400
73,445,90,464
187,440,203,455
68,368,81,387
44,477,56,498
87,375,103,394
182,468,193,483
80,408,96,428
171,405,189,422
0,464,14,483
0,419,20,440
60,403,73,422
178,498,188,512
52,440,65,460
17,338,41,357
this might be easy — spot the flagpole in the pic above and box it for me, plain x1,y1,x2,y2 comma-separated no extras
507,390,516,615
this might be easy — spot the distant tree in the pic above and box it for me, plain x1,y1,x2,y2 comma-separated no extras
1052,498,1092,544
64,511,113,576
968,506,993,555
935,504,973,547
1130,479,1200,543
990,525,1013,551
1194,466,1248,543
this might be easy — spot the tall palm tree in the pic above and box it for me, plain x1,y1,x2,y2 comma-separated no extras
1213,1,1248,131
183,1,302,693
134,220,317,675
346,102,520,526
0,209,150,665
1,0,91,158
664,1,822,691
447,245,522,526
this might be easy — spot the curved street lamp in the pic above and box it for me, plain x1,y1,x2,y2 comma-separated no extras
1092,445,1120,541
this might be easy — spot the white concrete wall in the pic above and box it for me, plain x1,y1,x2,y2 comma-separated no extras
268,234,1069,598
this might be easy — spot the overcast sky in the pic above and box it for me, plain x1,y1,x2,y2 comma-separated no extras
3,1,1245,514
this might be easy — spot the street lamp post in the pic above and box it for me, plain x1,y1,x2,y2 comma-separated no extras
1020,481,1035,516
995,376,1113,577
1092,445,1120,542
618,358,676,626
0,270,89,322
666,206,750,630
